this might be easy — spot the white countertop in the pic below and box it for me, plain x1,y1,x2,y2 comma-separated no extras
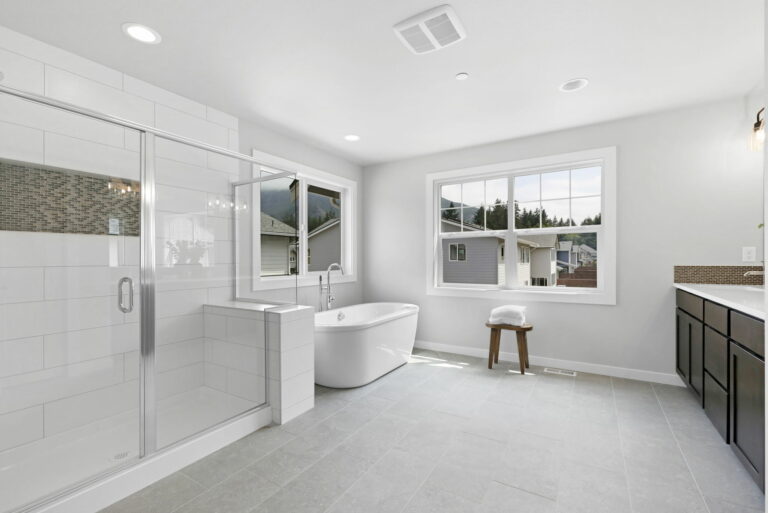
674,284,765,320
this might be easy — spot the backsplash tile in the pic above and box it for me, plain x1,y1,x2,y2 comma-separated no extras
0,158,140,236
674,265,763,286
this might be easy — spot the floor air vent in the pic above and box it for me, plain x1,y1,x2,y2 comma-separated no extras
543,367,577,377
394,5,466,55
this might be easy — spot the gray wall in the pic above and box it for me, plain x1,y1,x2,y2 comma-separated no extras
239,120,363,308
362,95,764,378
441,238,499,285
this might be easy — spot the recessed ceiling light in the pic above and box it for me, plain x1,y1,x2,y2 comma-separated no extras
455,72,469,81
122,23,162,44
344,134,360,142
559,78,589,92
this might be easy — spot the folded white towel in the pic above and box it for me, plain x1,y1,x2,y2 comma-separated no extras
488,304,526,326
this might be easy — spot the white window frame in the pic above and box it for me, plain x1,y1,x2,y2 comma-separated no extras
425,147,616,305
244,149,357,292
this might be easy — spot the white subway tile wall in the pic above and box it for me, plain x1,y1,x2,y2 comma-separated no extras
0,22,246,476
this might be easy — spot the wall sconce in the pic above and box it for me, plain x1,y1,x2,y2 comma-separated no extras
750,107,765,151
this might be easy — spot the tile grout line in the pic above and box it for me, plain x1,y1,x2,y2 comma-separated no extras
610,376,637,513
650,383,713,513
165,428,297,513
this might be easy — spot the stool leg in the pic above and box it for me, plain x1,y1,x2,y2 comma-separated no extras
523,333,530,368
494,330,500,364
516,331,526,375
488,329,497,369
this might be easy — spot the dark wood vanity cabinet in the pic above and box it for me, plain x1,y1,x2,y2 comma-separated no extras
675,288,765,491
675,291,704,402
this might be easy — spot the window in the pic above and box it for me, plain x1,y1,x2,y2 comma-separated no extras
448,243,466,261
427,147,616,304
238,150,357,294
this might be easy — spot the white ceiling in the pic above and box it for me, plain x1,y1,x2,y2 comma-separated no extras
0,0,763,165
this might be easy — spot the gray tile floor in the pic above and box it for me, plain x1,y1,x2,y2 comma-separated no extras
101,349,765,513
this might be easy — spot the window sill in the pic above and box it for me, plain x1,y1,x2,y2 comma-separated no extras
427,285,616,305
251,273,357,291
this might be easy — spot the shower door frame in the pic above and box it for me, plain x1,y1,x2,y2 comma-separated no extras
0,83,291,512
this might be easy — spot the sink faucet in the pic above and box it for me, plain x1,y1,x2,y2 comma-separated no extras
322,263,344,311
744,263,764,277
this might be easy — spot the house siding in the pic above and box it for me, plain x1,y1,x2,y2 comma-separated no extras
308,223,341,272
442,238,499,285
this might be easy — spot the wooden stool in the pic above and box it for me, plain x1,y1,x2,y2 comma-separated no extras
486,322,533,373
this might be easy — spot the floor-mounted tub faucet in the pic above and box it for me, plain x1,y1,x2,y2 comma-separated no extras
321,262,344,311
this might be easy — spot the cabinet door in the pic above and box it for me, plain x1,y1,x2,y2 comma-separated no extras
677,309,690,381
730,342,765,490
689,317,704,400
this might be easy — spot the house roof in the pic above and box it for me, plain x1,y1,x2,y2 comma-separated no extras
261,213,297,236
308,217,340,238
516,238,540,248
577,244,597,254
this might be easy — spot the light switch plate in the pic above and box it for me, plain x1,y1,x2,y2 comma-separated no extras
742,246,757,262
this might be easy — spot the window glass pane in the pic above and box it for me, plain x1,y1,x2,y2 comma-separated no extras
485,201,508,230
514,174,539,203
449,244,457,260
541,170,570,200
440,183,461,208
307,185,342,272
571,196,601,226
260,177,298,277
462,207,483,231
515,232,597,288
571,166,601,197
461,181,484,208
555,233,597,288
514,201,541,229
541,199,570,227
441,209,461,232
441,237,504,285
485,178,508,205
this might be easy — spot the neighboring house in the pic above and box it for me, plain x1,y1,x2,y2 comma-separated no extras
307,217,341,272
523,235,558,287
576,244,597,265
260,213,298,276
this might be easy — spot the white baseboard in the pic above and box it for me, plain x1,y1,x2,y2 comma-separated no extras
35,406,273,513
414,340,684,387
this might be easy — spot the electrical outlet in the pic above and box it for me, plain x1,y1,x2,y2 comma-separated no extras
742,246,757,262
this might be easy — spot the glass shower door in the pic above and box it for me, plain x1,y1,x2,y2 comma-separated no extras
0,109,143,511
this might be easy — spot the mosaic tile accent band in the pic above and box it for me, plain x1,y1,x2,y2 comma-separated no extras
0,158,140,236
674,265,763,286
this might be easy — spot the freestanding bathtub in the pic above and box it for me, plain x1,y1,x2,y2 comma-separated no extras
314,303,419,388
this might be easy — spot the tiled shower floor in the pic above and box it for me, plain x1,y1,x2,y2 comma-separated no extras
2,387,255,513
102,349,764,513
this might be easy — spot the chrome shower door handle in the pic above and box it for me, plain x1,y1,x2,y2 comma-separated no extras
118,277,134,313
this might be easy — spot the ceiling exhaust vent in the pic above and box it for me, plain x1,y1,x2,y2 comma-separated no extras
394,5,466,55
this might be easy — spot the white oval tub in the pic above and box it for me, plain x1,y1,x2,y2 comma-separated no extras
315,303,419,388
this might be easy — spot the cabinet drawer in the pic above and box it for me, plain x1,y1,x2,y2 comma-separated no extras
704,372,728,442
704,301,728,335
730,311,764,358
704,326,728,387
677,290,703,320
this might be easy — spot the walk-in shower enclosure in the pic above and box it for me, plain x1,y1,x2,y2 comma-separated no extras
0,85,297,512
